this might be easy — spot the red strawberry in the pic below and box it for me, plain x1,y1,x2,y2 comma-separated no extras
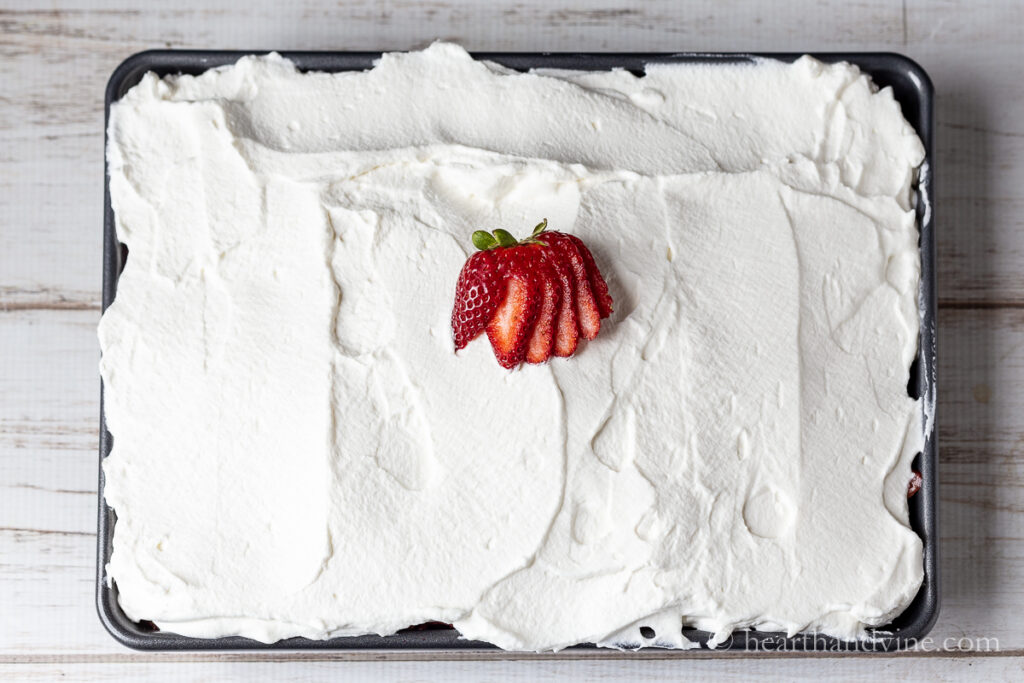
907,469,922,498
486,245,544,368
545,232,602,340
450,219,613,368
564,233,613,319
525,255,562,364
547,249,579,357
451,249,503,351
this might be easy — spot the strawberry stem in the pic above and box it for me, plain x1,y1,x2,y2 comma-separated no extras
471,219,551,251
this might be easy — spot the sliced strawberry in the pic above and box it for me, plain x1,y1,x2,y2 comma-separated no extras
546,248,579,357
486,247,543,369
545,232,602,341
451,249,503,351
564,233,613,319
451,220,613,368
525,257,561,364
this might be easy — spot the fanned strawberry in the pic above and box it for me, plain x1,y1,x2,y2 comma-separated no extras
564,233,613,319
525,255,561,364
545,232,602,341
450,219,613,368
451,249,503,350
486,246,544,368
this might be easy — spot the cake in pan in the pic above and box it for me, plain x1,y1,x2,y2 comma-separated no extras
100,43,925,651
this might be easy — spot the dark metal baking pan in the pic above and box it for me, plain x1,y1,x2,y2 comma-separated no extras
98,49,937,652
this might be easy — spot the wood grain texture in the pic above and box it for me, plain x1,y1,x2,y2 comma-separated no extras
1,658,1023,681
2,0,1023,678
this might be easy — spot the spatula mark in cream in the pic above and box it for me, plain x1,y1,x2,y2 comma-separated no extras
634,507,662,542
326,208,441,490
592,402,636,472
368,349,441,491
571,502,608,546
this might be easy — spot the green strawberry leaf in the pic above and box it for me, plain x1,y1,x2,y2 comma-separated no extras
492,229,518,247
472,230,498,251
532,218,549,236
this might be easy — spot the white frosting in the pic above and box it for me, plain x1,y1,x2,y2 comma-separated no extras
101,43,925,651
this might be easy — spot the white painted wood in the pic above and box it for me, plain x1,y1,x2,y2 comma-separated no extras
1,657,1023,681
2,0,1023,678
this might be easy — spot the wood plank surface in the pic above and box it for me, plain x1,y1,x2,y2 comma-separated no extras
0,657,1023,680
2,0,1022,679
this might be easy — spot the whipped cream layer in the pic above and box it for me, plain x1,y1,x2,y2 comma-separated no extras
101,44,925,651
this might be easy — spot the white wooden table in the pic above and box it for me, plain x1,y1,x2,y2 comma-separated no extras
2,0,1023,679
